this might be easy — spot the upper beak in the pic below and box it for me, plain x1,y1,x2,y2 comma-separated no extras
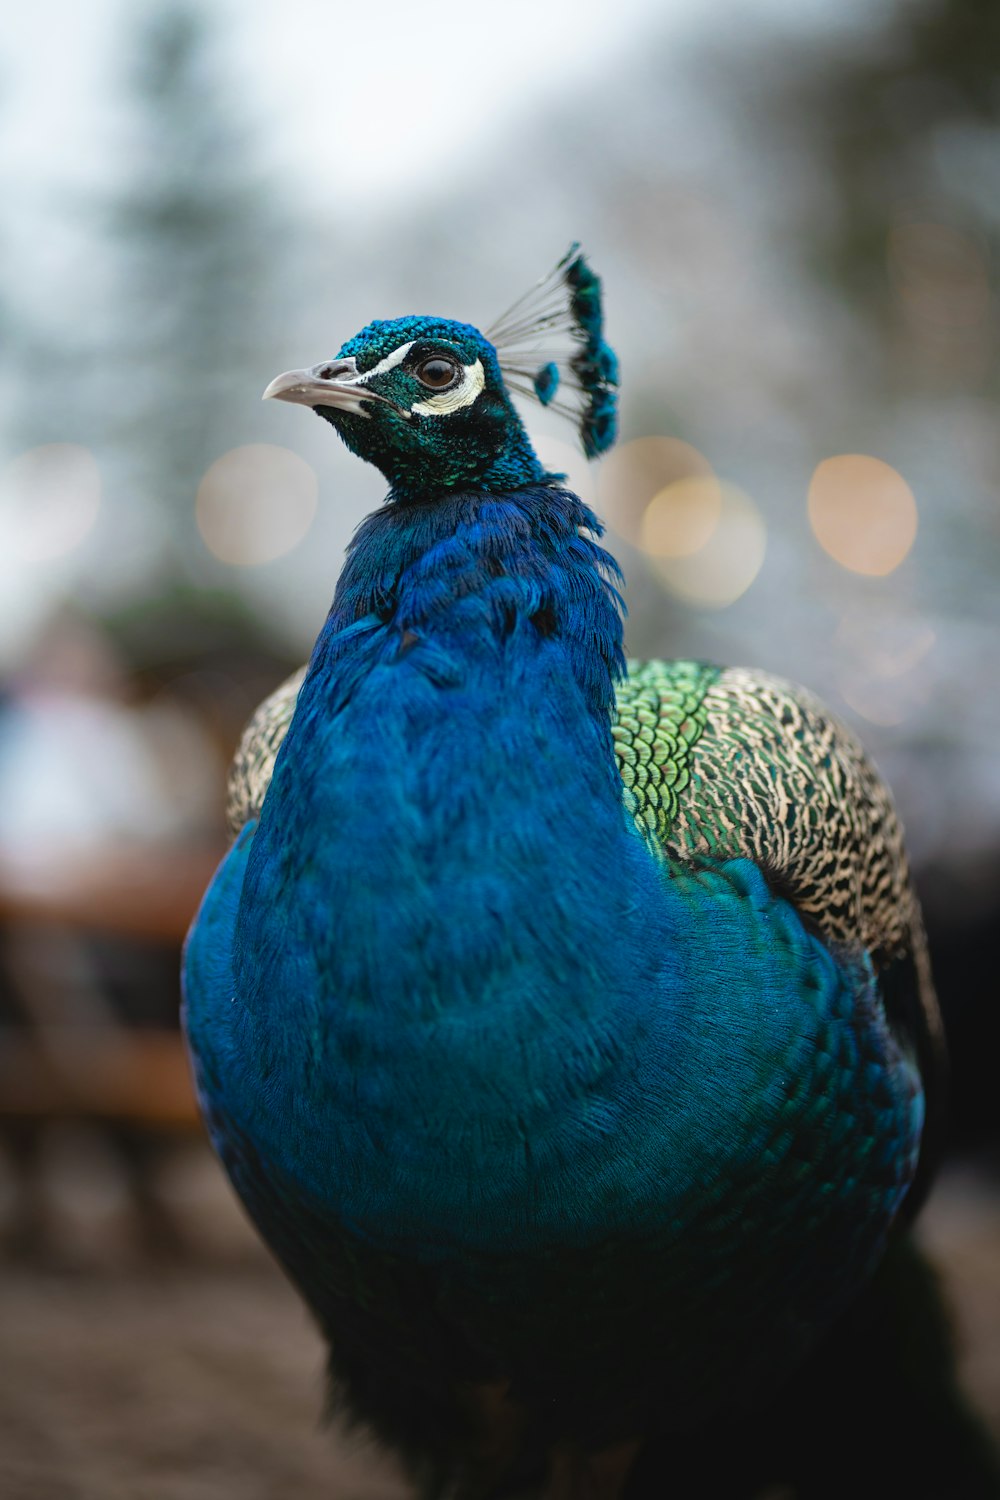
262,358,373,416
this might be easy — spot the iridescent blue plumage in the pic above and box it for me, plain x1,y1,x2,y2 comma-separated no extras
183,256,995,1499
533,360,560,406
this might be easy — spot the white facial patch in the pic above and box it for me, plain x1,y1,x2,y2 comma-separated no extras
411,359,486,417
352,341,415,385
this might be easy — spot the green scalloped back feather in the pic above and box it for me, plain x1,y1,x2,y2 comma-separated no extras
614,660,720,851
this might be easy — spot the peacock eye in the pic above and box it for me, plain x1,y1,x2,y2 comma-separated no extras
414,356,460,390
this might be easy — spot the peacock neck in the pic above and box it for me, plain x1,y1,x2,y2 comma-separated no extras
299,481,626,741
229,478,658,1244
235,479,640,1044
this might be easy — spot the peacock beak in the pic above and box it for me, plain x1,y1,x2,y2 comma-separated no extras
262,359,375,417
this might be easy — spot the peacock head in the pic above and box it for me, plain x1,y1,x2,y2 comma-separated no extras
264,318,543,498
262,247,619,501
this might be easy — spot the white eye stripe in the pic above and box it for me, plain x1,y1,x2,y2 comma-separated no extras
345,342,483,418
411,359,485,416
351,341,415,384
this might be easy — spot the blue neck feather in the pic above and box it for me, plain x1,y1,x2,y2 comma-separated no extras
304,481,626,738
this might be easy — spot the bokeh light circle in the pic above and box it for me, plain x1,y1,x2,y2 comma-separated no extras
639,475,722,558
807,454,917,577
646,482,766,607
833,607,935,726
0,444,102,562
598,436,715,544
196,444,318,566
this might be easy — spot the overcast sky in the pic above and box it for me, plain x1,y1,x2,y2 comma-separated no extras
2,0,880,211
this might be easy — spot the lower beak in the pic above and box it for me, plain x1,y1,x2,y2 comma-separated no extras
262,361,373,417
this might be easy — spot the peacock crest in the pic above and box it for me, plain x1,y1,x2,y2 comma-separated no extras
487,244,619,459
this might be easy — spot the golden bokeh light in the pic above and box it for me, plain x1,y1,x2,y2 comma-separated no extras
1,444,101,562
639,475,722,558
598,436,715,544
833,608,935,727
807,455,917,577
196,444,318,566
646,482,766,607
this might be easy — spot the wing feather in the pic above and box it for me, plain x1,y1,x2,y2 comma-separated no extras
617,659,945,1214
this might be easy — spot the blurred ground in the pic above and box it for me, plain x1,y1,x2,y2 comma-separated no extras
0,1139,410,1500
1,1143,998,1500
0,1267,408,1500
919,1157,1000,1441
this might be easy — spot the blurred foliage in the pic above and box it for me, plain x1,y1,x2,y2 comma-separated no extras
106,3,286,584
773,0,1000,380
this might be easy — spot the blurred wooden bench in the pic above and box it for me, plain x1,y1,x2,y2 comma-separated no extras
0,842,224,1130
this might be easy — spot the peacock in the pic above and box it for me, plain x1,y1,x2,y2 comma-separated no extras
183,249,1000,1499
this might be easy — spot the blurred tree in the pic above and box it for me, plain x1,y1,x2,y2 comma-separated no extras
105,0,286,586
763,0,1000,1149
773,0,1000,397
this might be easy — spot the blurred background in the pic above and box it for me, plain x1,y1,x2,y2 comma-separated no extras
0,0,998,1495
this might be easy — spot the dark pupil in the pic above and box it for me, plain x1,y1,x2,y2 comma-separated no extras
417,357,457,389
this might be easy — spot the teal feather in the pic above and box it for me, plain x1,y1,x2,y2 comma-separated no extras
488,244,619,458
533,360,560,405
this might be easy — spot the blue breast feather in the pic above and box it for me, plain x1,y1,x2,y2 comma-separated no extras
183,483,923,1418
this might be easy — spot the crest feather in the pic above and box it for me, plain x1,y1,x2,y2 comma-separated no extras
487,245,619,458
